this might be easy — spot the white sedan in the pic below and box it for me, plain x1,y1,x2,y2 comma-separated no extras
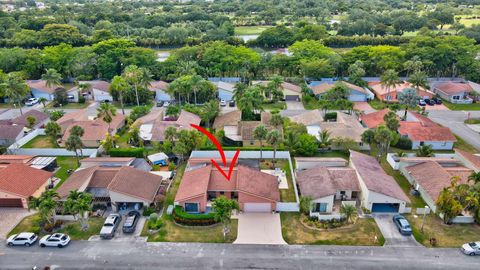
461,242,480,256
39,233,70,248
25,98,39,106
6,232,38,247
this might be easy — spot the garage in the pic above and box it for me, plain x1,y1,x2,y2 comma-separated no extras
244,203,271,212
0,198,23,208
371,203,400,213
285,95,300,101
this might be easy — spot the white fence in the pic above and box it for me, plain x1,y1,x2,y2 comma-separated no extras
7,128,99,157
450,216,475,224
386,152,457,171
276,202,299,212
416,207,431,215
310,213,343,221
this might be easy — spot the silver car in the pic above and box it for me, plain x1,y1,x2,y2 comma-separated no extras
100,213,122,239
461,242,480,256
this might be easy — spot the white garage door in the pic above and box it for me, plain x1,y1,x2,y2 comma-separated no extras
244,203,271,212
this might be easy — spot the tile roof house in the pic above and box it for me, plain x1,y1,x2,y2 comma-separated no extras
0,109,49,146
0,164,53,208
149,81,172,101
0,124,24,147
135,108,201,142
57,165,163,211
211,81,235,101
454,148,480,172
238,112,282,146
368,81,433,102
309,81,370,102
67,80,112,102
359,108,390,129
8,110,49,129
27,80,63,101
431,81,474,104
349,150,410,213
213,110,242,141
252,80,302,101
175,159,280,213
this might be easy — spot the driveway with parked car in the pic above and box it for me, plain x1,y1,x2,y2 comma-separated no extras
374,214,420,247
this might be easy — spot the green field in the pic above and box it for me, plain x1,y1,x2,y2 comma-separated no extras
234,26,271,35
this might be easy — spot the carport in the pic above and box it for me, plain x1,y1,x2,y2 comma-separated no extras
372,203,400,213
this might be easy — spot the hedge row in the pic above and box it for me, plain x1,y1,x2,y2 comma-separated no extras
172,206,217,226
109,147,145,158
394,137,413,150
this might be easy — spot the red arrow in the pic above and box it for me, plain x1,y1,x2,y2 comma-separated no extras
190,124,241,181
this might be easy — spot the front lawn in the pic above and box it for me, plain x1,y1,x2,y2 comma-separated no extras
46,102,90,109
9,214,105,240
368,99,388,110
464,118,480,124
454,135,478,152
406,214,480,248
54,156,81,187
21,135,58,148
442,100,480,111
262,101,286,110
280,213,385,246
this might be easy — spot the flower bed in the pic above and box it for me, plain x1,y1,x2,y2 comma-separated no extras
300,214,357,231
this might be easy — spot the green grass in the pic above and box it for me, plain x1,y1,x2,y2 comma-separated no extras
453,134,478,152
464,118,480,124
21,135,58,149
262,101,286,110
406,214,480,248
457,15,480,27
259,159,296,202
46,102,90,109
116,129,131,148
280,213,385,246
442,100,480,111
368,99,388,110
302,98,321,110
54,156,81,187
8,214,41,237
234,26,271,35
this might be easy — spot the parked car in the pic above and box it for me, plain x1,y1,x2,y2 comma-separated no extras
163,101,170,107
122,211,140,233
6,232,38,247
39,233,70,248
419,99,426,106
25,98,39,106
432,97,443,105
461,242,480,256
100,213,122,239
220,99,227,107
424,98,435,106
156,101,164,107
392,214,412,235
229,100,235,107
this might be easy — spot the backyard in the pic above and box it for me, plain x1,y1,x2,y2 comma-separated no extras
280,213,385,246
54,156,81,187
260,159,297,202
21,135,58,148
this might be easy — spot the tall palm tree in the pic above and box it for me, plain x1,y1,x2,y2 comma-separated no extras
191,75,202,105
380,69,399,103
253,125,268,160
63,190,93,230
96,102,117,134
122,65,145,106
1,72,30,115
266,129,283,168
200,100,219,128
28,190,59,225
38,97,48,108
41,68,62,88
233,83,247,104
110,75,128,115
408,71,427,91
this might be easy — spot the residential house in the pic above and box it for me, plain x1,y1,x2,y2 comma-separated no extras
238,112,282,146
78,157,152,172
369,81,433,102
212,110,242,142
252,81,302,101
294,157,348,171
149,81,172,102
57,165,163,211
0,164,53,208
1,110,50,129
288,110,324,139
431,81,474,104
359,108,390,129
0,110,49,146
67,80,112,102
0,125,24,147
0,155,57,171
175,159,280,213
27,80,63,101
134,108,201,142
349,150,410,213
309,81,371,101
211,81,235,101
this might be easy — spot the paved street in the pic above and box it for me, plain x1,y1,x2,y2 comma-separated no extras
428,110,480,150
0,241,478,269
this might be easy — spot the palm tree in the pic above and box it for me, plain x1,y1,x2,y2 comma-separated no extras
45,121,61,145
38,97,48,108
122,65,148,106
318,129,331,150
200,100,219,128
380,69,399,103
191,75,202,105
66,134,83,165
41,68,62,88
165,126,177,142
1,72,30,115
299,196,313,215
233,83,247,104
96,102,117,134
253,125,268,160
340,204,357,223
28,190,59,225
468,172,480,185
361,129,375,154
63,190,93,230
416,145,434,157
374,125,393,156
397,88,420,120
269,113,283,128
266,129,282,168
408,71,427,91
110,76,128,115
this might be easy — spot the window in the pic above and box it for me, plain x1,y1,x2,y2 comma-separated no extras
185,203,199,213
453,96,460,100
250,140,254,145
419,141,424,146
313,203,328,213
219,191,224,195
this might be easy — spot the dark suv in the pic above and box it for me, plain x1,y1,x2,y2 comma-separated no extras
392,214,412,236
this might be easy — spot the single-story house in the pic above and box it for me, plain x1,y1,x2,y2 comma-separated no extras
455,148,480,172
27,80,63,101
288,110,324,139
5,110,49,129
57,166,163,211
212,110,242,141
67,80,112,102
0,164,53,208
295,157,348,171
369,81,433,102
296,166,359,219
359,108,390,129
252,81,302,101
149,81,172,101
175,160,280,213
0,155,57,171
0,124,24,147
134,108,201,142
238,112,282,146
349,150,410,213
431,81,473,104
211,81,235,101
309,81,370,101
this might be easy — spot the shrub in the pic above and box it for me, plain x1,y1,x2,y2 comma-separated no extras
168,162,176,171
78,95,86,104
109,148,144,158
394,137,412,150
143,206,155,217
172,206,217,226
31,225,41,234
149,213,158,223
43,223,55,232
129,105,151,121
324,112,337,121
148,218,163,230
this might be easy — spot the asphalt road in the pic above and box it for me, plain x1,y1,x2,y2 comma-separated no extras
0,241,478,269
427,110,480,150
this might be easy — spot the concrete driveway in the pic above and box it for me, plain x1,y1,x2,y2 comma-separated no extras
354,102,376,113
0,208,35,239
428,110,480,150
234,213,287,245
285,101,305,110
374,214,419,247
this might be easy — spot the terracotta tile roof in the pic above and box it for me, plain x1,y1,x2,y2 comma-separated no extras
310,81,366,96
69,80,111,93
0,164,52,198
56,166,98,198
238,112,281,141
405,161,470,201
237,165,280,201
359,109,390,128
149,81,169,91
61,114,125,143
89,168,119,188
252,81,302,94
349,150,410,202
57,109,89,129
0,124,24,140
433,81,473,95
455,148,480,171
294,157,347,163
136,109,200,141
213,110,241,129
10,110,49,126
0,155,34,164
297,167,359,199
399,122,456,142
175,165,211,201
369,81,428,96
319,112,366,142
289,110,323,126
108,166,162,201
27,80,62,94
